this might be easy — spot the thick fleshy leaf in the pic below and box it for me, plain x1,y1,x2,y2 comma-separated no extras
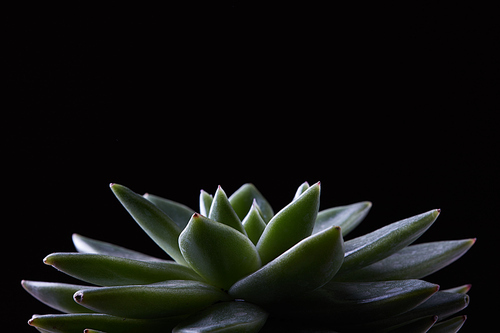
143,193,195,230
242,201,267,245
228,183,274,223
28,313,182,333
72,234,165,262
427,315,467,333
199,190,213,216
268,280,438,327
173,301,268,333
179,214,261,290
208,186,246,235
351,290,469,331
442,284,471,294
293,181,310,201
22,280,95,313
44,253,203,286
335,239,476,282
378,315,438,333
313,201,372,236
229,225,344,303
337,209,440,274
110,184,186,265
74,280,231,319
84,329,107,333
256,182,321,265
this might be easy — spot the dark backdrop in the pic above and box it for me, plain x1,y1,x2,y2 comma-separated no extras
6,3,498,332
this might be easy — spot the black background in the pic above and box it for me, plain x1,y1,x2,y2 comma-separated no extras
5,3,499,332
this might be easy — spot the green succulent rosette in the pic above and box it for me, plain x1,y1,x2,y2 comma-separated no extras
23,182,474,332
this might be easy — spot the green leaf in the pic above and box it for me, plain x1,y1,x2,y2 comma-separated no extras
22,280,95,314
229,225,344,304
442,284,471,294
208,186,246,235
84,329,107,333
242,201,267,245
72,234,165,262
269,280,438,327
228,183,274,223
143,193,195,230
110,184,186,265
43,253,203,286
335,239,476,282
256,182,321,265
377,315,438,333
199,190,213,217
173,301,268,333
179,214,261,290
293,181,310,201
28,313,183,333
74,280,231,319
313,201,372,236
427,315,467,333
337,209,440,274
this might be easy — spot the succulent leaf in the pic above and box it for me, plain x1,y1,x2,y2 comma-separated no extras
242,201,267,245
43,253,203,286
110,184,187,265
256,182,321,265
173,301,268,333
378,315,438,333
442,284,471,294
229,225,344,303
427,315,467,333
228,183,274,223
179,214,261,290
335,239,476,282
143,193,195,230
84,329,107,333
199,190,213,217
313,201,372,236
293,181,310,201
72,234,165,262
21,280,95,314
208,186,247,235
28,313,182,333
73,280,231,319
337,209,440,274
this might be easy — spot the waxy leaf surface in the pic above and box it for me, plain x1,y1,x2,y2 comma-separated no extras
44,253,202,286
173,301,268,333
313,201,372,236
199,190,213,217
242,202,267,245
229,183,274,223
144,193,195,230
229,225,343,303
179,214,261,290
110,184,186,265
428,315,467,333
74,280,231,319
256,182,321,265
208,186,246,235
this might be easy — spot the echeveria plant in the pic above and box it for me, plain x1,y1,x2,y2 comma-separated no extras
23,182,474,332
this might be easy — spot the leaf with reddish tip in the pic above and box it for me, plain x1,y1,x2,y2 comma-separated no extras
256,182,321,265
110,184,186,265
179,214,261,290
143,193,195,230
208,186,246,235
228,183,274,223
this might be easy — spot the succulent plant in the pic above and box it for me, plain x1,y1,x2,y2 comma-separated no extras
23,182,474,332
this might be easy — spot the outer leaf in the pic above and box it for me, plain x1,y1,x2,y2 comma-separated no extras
229,226,344,304
179,214,261,290
351,291,470,331
335,239,476,282
44,253,203,286
208,186,246,235
256,182,321,265
74,280,231,319
377,315,438,333
313,201,372,236
337,209,440,274
28,313,182,333
22,280,95,314
72,234,165,262
84,330,107,333
143,193,195,230
228,183,274,223
199,190,213,216
173,301,268,333
242,201,267,245
442,284,471,294
269,280,438,327
110,184,186,265
293,181,310,201
427,315,467,333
